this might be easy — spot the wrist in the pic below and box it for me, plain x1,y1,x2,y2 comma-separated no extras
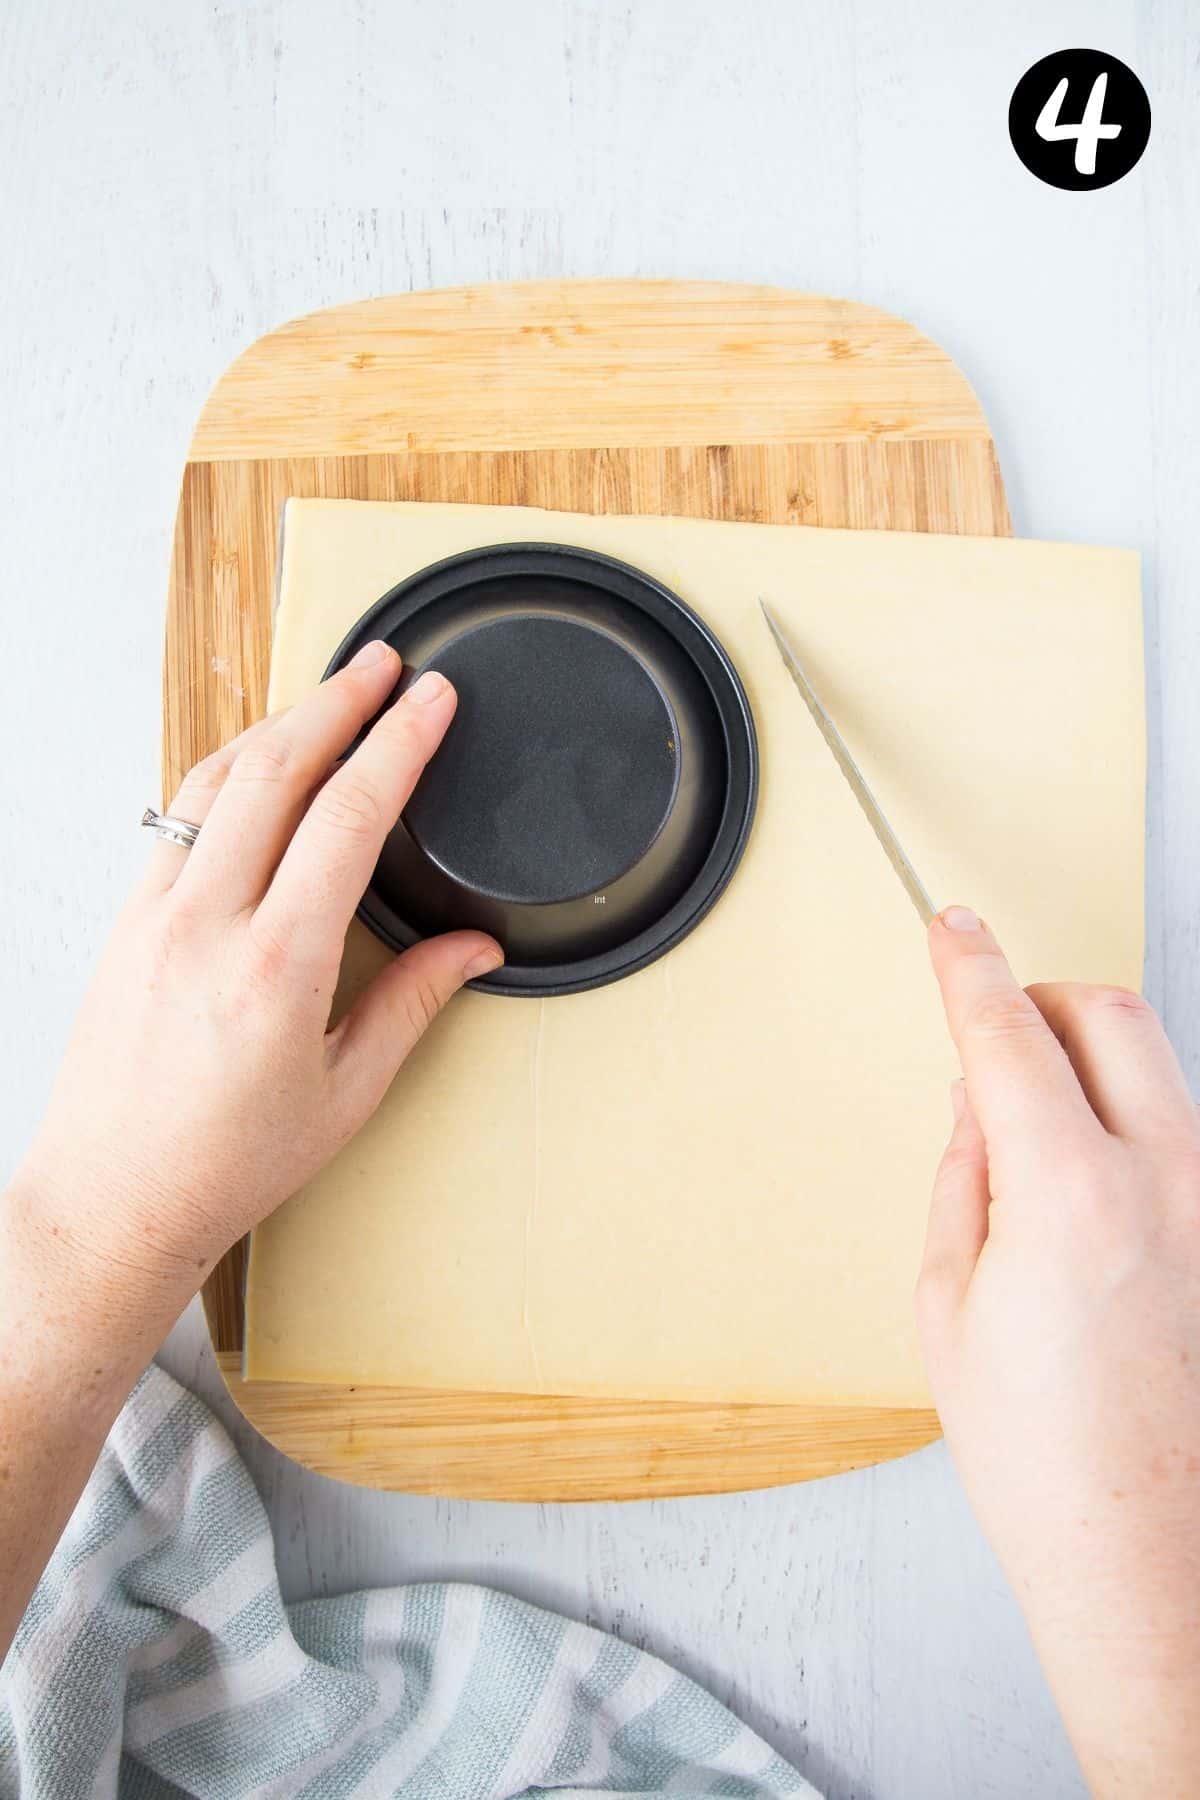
2,1158,200,1371
1015,1567,1200,1797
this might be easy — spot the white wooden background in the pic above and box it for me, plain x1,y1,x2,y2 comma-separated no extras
2,1,1196,1794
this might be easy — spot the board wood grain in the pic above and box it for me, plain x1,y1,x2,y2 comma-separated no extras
163,279,1008,1499
214,1356,938,1502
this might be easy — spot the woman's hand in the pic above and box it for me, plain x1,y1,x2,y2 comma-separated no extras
0,642,499,1656
921,907,1200,1798
16,641,502,1306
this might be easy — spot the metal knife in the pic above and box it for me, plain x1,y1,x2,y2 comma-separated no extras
759,599,937,927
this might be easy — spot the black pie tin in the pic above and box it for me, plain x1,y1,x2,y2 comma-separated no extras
324,544,758,996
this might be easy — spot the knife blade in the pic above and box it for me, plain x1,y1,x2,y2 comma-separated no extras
759,599,937,927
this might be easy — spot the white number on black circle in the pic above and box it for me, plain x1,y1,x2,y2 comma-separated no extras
1035,72,1121,176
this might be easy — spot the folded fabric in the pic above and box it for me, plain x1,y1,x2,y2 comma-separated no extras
0,1364,816,1799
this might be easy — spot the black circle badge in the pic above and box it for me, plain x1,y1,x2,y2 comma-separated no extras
1009,49,1150,191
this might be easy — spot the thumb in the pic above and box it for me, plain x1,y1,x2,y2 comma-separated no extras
916,1082,991,1343
330,930,503,1111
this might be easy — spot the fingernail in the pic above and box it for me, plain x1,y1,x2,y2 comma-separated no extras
348,639,394,670
941,905,982,933
463,947,504,980
950,1078,967,1121
406,670,449,705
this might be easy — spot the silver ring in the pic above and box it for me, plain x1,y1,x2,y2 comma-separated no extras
141,805,201,851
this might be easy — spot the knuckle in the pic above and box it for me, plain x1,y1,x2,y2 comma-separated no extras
376,704,430,764
1083,984,1154,1022
163,889,203,932
399,974,444,1044
144,900,198,969
177,749,228,799
244,913,294,985
962,986,1041,1045
163,881,222,931
935,1143,981,1187
313,775,386,841
230,736,294,787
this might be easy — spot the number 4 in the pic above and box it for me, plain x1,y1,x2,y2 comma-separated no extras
1036,72,1121,177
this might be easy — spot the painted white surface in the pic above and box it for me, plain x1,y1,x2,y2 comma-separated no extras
2,2,1195,1794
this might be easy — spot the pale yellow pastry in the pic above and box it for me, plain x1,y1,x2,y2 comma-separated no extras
244,501,1144,1408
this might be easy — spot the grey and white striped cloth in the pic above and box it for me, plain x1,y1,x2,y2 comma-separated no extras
0,1365,817,1798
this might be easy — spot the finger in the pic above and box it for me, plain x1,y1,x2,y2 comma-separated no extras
140,711,283,894
328,931,503,1112
1026,982,1198,1145
171,641,403,916
254,670,458,968
916,1082,990,1334
928,906,1101,1155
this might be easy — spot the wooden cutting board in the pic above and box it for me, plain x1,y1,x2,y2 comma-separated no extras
163,278,1010,1500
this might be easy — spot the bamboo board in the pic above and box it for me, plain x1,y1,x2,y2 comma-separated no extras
163,279,1009,1499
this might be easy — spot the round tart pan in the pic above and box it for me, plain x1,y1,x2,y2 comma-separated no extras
324,544,758,996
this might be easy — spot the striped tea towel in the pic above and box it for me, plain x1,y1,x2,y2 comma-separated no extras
0,1364,817,1799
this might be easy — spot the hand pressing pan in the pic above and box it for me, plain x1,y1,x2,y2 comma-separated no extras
325,544,757,996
